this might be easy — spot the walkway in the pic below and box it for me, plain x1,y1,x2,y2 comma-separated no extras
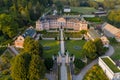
61,58,67,80
60,29,65,56
59,28,68,80
74,45,114,80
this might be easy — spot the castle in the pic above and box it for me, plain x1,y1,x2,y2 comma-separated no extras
36,15,88,31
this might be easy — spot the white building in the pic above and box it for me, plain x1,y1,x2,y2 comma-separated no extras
99,56,120,80
63,6,71,12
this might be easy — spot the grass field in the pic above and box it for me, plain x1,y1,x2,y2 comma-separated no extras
111,42,120,60
65,40,86,58
71,7,96,14
40,40,59,58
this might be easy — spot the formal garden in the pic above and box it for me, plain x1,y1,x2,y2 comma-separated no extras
83,65,109,80
40,40,59,58
65,40,86,58
42,32,59,38
65,32,82,38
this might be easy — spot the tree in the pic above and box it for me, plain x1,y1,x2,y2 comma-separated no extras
0,14,18,38
94,38,104,56
83,40,97,59
29,55,46,80
80,30,87,34
23,37,43,57
11,53,31,80
44,58,54,71
74,58,85,69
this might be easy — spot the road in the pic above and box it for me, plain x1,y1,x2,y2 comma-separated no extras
74,45,114,80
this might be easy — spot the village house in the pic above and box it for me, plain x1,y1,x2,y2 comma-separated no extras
87,28,109,47
14,27,36,48
102,23,120,42
99,56,120,80
36,15,88,31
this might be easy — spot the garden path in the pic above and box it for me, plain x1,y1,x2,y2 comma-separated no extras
60,28,68,80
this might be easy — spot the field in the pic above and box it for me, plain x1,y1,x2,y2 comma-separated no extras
70,7,96,14
40,40,59,58
65,40,86,58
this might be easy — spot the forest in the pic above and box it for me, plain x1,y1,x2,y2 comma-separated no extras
0,0,53,40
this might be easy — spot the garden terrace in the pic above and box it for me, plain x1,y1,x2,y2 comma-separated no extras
65,40,86,58
65,32,82,38
42,32,59,38
40,40,59,58
102,57,120,73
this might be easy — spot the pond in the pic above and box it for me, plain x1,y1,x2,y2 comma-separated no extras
43,46,51,50
73,46,81,50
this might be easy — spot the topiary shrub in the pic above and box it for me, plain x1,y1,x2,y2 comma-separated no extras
74,58,85,69
67,37,70,40
44,58,54,71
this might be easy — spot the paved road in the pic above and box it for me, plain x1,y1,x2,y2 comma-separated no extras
74,45,114,80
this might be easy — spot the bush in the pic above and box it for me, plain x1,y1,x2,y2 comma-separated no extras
55,37,57,40
74,58,85,69
44,58,54,71
67,37,70,40
39,36,42,40
2,69,10,75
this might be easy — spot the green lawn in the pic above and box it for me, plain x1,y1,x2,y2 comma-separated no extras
65,32,82,38
40,40,59,58
70,7,96,14
102,57,120,73
111,42,120,60
65,40,86,58
42,32,59,38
